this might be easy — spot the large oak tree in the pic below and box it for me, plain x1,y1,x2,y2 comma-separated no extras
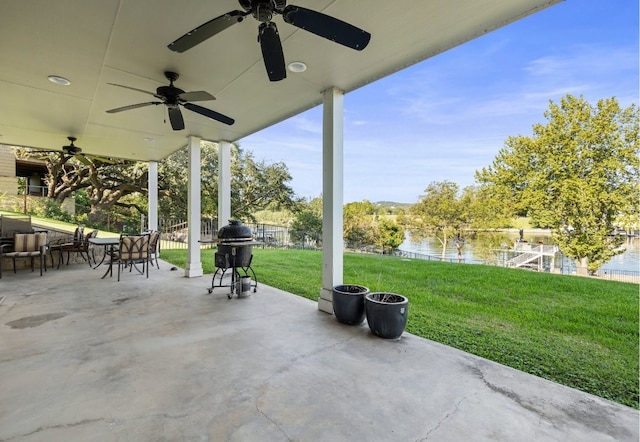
157,142,297,221
15,141,298,228
476,95,639,273
14,148,144,226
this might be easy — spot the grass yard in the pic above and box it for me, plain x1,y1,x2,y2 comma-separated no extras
161,247,639,408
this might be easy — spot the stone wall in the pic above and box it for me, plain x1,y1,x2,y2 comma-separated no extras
0,226,96,273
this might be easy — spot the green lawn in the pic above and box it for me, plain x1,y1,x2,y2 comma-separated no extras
161,247,639,408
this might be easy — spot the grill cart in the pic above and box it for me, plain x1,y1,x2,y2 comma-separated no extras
200,220,260,298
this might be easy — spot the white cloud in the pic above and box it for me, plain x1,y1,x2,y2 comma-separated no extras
290,115,322,134
524,46,638,78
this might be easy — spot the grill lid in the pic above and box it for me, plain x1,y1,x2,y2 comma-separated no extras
218,219,252,241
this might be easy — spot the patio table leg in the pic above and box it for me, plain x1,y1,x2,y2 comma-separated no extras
92,245,108,269
99,244,115,279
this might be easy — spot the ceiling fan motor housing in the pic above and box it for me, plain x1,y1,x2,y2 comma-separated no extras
63,136,81,154
255,6,273,22
239,1,286,11
156,85,184,104
240,1,287,22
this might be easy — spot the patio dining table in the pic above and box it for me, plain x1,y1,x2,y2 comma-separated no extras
88,237,119,279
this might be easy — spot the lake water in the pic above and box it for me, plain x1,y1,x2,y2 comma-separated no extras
399,232,640,273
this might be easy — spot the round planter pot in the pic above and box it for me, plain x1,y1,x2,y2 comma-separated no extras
332,284,370,325
364,292,408,339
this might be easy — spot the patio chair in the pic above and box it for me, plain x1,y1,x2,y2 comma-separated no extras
59,229,98,268
0,232,48,278
148,230,160,269
111,234,150,281
50,225,84,269
82,230,99,266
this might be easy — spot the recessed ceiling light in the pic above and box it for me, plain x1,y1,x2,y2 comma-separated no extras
287,61,307,73
47,75,71,86
144,137,155,142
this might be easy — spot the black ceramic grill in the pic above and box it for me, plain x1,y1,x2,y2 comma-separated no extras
215,220,253,268
206,220,259,297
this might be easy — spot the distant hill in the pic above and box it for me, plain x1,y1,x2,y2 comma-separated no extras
373,201,412,210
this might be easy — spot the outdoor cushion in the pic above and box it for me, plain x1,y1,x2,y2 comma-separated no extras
117,235,149,261
0,232,48,278
112,234,150,281
12,233,47,255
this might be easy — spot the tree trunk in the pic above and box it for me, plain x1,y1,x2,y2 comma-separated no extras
575,257,589,276
88,210,107,227
441,235,447,260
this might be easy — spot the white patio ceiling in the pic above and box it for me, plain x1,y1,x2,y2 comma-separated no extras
0,0,561,162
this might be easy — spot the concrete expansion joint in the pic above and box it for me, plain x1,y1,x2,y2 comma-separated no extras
15,417,105,439
252,335,358,439
279,335,361,375
418,392,477,441
254,401,293,441
120,412,191,422
266,335,357,384
287,334,359,367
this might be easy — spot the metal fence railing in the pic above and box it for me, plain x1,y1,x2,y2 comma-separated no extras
596,268,640,284
392,249,465,264
558,266,639,284
156,217,218,250
156,218,301,251
154,217,637,283
248,222,290,247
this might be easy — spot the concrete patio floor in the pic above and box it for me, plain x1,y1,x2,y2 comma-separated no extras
0,260,637,441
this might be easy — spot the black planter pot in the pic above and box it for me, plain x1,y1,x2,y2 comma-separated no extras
332,284,370,325
364,292,409,339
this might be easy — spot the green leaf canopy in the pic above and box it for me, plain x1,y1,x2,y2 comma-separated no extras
476,95,639,272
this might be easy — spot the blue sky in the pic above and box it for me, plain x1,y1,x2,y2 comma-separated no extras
240,0,639,204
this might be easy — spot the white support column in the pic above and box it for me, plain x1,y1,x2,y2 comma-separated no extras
319,87,344,314
218,141,232,227
185,136,203,277
147,161,158,232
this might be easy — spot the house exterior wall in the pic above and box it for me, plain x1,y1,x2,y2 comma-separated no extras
0,145,74,215
0,146,18,196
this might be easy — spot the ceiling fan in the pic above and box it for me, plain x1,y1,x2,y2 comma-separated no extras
105,71,235,130
36,137,116,165
62,136,82,155
168,0,371,82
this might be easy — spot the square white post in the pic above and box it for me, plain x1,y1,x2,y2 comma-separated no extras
218,141,232,228
319,87,344,314
147,161,158,232
185,136,203,277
